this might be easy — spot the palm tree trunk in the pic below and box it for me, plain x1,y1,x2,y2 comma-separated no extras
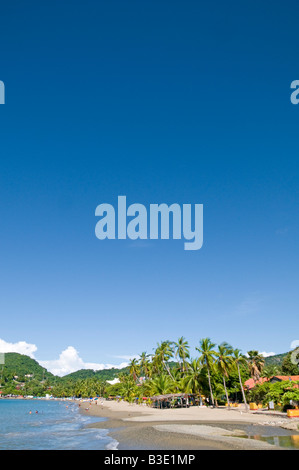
182,353,187,377
223,375,230,409
163,361,175,381
207,366,214,406
237,363,248,411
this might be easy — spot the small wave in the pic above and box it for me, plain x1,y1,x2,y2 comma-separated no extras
2,432,22,438
105,439,119,450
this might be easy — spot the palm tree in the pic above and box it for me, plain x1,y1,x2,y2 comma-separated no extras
151,351,162,376
212,382,226,407
232,348,249,411
139,352,150,377
118,371,129,383
215,343,233,408
120,376,137,401
262,365,280,379
153,341,175,380
196,338,216,406
129,358,140,382
247,350,265,382
184,358,204,397
146,374,176,396
145,360,155,379
173,337,190,376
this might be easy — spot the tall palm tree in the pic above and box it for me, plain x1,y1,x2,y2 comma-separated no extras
232,348,249,411
196,338,216,406
247,350,265,382
139,352,150,377
151,350,161,376
215,342,233,408
145,360,155,379
154,341,175,380
173,337,190,376
129,358,140,382
184,358,204,396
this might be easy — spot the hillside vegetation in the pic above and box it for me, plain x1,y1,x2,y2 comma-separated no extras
0,349,297,402
1,353,54,382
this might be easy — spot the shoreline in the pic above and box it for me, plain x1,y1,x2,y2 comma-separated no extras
78,399,299,450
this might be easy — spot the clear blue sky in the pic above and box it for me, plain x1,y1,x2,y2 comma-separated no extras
0,1,299,372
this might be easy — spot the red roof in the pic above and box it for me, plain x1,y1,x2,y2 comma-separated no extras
273,376,299,381
244,376,299,390
244,377,268,389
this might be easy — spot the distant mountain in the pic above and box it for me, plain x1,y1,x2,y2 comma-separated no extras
0,352,130,385
264,352,288,367
60,366,129,382
1,353,55,382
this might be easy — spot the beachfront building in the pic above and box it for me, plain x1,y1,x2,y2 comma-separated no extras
149,393,197,409
269,375,299,384
245,375,299,390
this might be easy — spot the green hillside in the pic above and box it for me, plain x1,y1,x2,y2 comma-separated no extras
1,352,55,383
0,352,130,386
60,366,129,382
264,352,287,367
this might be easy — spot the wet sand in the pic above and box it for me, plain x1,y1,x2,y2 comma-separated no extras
78,399,296,450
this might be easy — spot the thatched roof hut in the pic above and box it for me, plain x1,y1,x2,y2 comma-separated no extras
149,393,196,408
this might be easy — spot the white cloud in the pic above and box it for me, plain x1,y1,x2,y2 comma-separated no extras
290,340,299,350
0,338,133,377
112,354,139,361
0,338,37,358
39,346,130,377
259,351,276,358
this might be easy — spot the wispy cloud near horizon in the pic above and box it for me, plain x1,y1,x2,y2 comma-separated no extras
0,339,131,377
259,351,276,358
39,346,131,376
111,354,140,361
0,338,37,358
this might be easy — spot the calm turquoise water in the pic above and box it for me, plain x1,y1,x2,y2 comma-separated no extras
0,399,118,450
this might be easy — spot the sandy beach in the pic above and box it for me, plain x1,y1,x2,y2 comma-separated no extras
78,399,299,450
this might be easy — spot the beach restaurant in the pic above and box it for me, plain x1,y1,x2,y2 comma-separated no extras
150,393,197,409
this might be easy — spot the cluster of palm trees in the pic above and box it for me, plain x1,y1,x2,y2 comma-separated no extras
124,337,267,409
47,338,268,403
50,377,106,399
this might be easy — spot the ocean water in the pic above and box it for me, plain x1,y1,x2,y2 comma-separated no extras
0,399,118,450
